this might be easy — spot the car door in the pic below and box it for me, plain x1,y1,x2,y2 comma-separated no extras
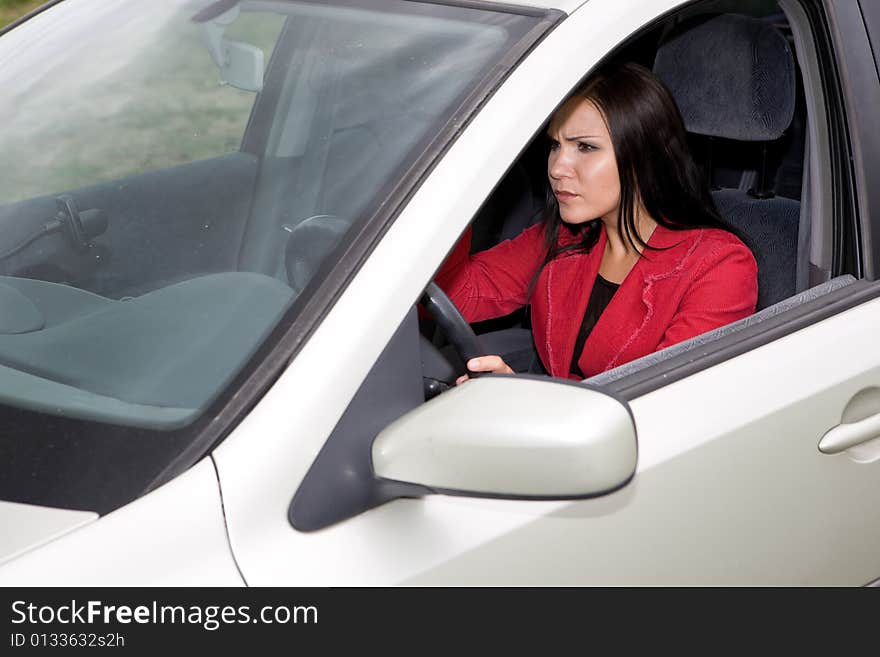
211,0,880,586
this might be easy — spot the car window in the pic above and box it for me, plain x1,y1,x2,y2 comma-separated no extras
0,0,549,514
0,3,284,204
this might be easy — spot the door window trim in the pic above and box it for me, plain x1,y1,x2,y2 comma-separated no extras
599,277,880,399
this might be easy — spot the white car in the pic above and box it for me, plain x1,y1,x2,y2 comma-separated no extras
1,0,879,586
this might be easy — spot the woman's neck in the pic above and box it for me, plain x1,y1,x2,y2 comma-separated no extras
597,211,658,284
600,211,657,258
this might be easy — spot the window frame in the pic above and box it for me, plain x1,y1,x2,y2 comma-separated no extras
824,0,880,280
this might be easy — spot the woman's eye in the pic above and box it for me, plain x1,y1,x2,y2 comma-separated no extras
578,142,597,152
548,140,559,151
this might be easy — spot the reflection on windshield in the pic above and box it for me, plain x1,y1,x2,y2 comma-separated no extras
0,0,542,514
0,0,533,426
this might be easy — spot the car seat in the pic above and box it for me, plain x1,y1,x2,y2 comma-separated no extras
653,13,800,310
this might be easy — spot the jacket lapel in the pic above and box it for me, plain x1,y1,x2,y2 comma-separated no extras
574,224,697,377
541,227,604,377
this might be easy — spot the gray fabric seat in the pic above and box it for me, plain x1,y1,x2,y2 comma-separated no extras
0,273,293,418
712,188,799,309
653,13,800,310
470,161,545,253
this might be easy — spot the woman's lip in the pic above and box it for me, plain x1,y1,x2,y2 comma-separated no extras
555,191,577,201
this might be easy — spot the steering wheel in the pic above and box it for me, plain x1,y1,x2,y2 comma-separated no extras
285,214,349,296
420,281,486,379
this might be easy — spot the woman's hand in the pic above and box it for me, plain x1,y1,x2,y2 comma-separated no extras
455,355,514,385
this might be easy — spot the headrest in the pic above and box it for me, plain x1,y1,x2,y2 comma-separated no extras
653,14,795,141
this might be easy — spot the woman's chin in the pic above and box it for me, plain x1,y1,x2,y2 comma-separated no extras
560,214,600,227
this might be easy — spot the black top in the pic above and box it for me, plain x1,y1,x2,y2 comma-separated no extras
569,274,620,378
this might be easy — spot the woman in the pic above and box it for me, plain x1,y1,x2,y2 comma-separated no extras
436,62,758,382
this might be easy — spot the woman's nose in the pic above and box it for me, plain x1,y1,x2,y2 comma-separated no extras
548,151,571,180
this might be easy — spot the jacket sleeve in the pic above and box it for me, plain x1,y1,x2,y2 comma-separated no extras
655,239,758,351
434,223,548,323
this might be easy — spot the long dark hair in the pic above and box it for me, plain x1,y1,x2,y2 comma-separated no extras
537,61,749,269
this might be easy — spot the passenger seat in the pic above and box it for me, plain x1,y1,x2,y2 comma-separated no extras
653,13,801,310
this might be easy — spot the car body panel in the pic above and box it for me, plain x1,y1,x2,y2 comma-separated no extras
0,502,96,566
404,300,880,585
0,458,242,585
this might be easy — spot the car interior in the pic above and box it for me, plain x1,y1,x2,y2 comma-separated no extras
420,0,855,395
0,1,521,430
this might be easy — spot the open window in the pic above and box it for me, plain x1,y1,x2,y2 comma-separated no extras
290,0,868,531
418,0,859,393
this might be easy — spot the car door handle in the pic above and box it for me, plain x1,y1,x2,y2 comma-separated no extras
818,413,880,454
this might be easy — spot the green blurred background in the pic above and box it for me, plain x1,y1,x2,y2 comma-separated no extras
1,0,44,29
0,0,284,202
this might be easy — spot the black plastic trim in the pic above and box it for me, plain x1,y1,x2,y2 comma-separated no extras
858,0,880,79
809,0,864,278
407,0,554,18
289,310,432,532
604,278,880,400
834,0,880,279
391,470,635,503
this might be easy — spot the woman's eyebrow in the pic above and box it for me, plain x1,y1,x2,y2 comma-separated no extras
545,132,603,141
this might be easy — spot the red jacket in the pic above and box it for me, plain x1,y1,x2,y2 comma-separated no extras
436,221,758,380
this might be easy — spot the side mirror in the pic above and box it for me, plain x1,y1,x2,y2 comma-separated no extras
372,376,637,498
201,5,264,92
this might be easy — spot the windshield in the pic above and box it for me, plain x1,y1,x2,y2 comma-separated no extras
0,0,547,512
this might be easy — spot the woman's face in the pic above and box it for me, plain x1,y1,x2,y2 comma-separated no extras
547,96,620,225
